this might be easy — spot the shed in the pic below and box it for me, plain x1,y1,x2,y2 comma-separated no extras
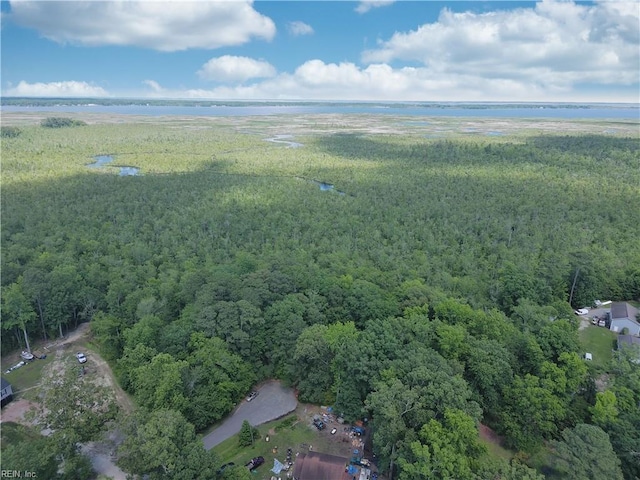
1,377,14,407
293,451,351,480
609,302,640,336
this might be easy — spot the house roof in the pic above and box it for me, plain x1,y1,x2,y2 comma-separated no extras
610,302,640,325
611,302,629,320
293,451,351,480
1,377,11,390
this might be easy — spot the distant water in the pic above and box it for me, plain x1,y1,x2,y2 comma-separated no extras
87,155,140,176
3,103,639,119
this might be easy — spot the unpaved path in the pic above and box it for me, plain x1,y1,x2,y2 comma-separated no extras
1,323,133,479
48,322,134,414
0,398,39,426
81,442,127,480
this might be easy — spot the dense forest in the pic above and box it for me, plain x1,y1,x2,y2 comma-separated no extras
1,115,639,479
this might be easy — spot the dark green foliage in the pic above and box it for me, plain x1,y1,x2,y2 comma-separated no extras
476,457,545,480
552,424,623,480
2,121,639,478
501,373,567,451
117,409,220,480
238,420,256,446
40,117,87,128
0,424,59,479
1,126,22,137
397,409,485,480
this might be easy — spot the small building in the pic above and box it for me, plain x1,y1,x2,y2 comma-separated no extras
293,451,351,480
609,302,640,336
1,377,14,407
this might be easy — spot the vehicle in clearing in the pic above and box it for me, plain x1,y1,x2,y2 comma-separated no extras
574,308,589,316
245,456,264,471
330,427,337,434
246,391,258,402
216,462,235,475
313,418,325,430
76,352,87,364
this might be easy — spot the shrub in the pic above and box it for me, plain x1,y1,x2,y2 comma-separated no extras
41,117,87,128
1,126,22,138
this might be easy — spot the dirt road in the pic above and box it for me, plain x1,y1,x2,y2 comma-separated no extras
1,323,131,480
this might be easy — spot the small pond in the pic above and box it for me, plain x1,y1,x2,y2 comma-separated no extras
311,180,346,195
87,155,140,176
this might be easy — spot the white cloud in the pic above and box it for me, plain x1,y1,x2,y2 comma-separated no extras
8,0,276,51
355,1,396,14
197,56,276,83
5,80,108,97
287,21,314,36
361,0,639,90
143,80,163,93
137,55,638,102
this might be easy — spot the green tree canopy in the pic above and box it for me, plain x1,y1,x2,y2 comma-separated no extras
552,424,623,480
117,409,219,480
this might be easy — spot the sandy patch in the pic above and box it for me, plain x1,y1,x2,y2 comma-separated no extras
0,398,39,426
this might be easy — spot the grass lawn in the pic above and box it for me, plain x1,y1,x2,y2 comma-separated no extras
579,325,617,369
1,354,55,399
479,436,513,462
211,414,354,480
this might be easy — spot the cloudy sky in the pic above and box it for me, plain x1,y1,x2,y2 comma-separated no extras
1,0,638,102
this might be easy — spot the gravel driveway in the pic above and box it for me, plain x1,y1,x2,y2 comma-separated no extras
202,380,297,450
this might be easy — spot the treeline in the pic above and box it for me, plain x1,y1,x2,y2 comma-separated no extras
1,121,639,478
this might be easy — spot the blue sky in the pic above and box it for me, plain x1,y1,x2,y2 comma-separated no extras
1,0,638,102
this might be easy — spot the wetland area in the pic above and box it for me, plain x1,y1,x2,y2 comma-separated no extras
2,107,639,480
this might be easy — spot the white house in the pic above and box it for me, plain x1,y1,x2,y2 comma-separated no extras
609,302,640,336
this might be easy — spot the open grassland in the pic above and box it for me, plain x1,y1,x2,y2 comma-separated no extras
579,325,617,369
1,355,54,399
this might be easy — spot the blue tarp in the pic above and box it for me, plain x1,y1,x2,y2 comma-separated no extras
271,459,285,474
347,465,358,474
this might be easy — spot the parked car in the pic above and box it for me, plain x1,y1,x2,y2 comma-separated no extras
330,428,337,434
574,308,589,316
216,462,235,475
76,352,87,364
245,456,264,471
313,418,325,430
246,391,258,402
